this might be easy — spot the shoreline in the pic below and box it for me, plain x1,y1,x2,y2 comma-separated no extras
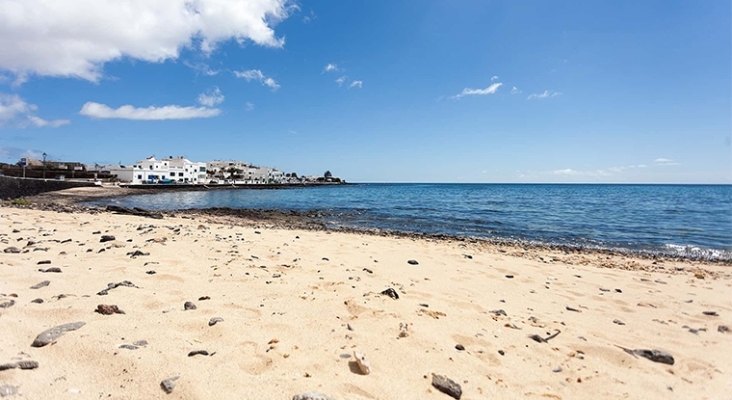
10,186,732,266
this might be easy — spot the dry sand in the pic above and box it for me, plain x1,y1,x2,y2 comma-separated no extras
1,206,731,399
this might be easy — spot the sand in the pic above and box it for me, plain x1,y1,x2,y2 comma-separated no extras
1,205,730,399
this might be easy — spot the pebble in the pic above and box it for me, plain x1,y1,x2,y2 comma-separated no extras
97,281,138,296
31,298,44,304
30,280,50,289
16,360,39,370
126,250,149,258
0,299,14,309
498,350,505,356
0,385,18,397
31,321,86,347
292,392,336,400
188,350,209,357
95,304,125,315
352,349,371,375
566,306,581,312
491,309,507,316
718,325,730,333
505,275,514,279
380,288,399,300
362,268,373,274
3,247,21,254
146,270,156,275
184,301,197,310
99,235,115,243
613,319,626,325
160,376,179,394
208,317,224,326
39,267,62,273
431,374,462,399
552,367,562,373
455,344,465,351
37,260,51,265
702,311,719,316
633,349,675,365
399,322,409,338
407,259,419,265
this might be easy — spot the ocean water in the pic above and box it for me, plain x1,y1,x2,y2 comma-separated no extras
93,184,732,260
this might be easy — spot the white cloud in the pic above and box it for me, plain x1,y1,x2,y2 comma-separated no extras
323,63,339,73
452,82,502,99
511,86,522,95
234,69,280,90
79,102,220,120
527,90,562,100
491,75,499,81
185,62,219,76
654,158,673,163
245,102,255,111
654,158,680,166
349,80,363,88
303,10,317,23
0,0,296,82
288,130,297,134
197,87,225,107
335,76,347,86
0,93,70,127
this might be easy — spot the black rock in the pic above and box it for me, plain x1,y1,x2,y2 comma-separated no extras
16,360,39,370
126,250,149,258
30,280,50,289
99,235,116,243
702,311,719,316
362,268,373,274
188,350,209,357
613,319,626,325
505,275,514,279
498,350,505,356
633,349,674,365
208,317,224,326
146,270,156,275
31,321,86,347
39,267,62,273
184,301,197,310
3,247,21,254
380,288,399,300
0,299,15,309
455,344,465,351
37,260,51,265
31,298,44,304
97,281,138,296
490,309,507,316
431,374,462,399
160,376,179,394
718,325,730,333
407,259,419,265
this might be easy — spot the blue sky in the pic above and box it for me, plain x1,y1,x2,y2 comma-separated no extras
0,0,730,183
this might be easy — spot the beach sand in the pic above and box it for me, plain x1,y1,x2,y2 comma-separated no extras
1,205,730,399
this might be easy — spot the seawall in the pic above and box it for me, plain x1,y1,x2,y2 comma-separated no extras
0,176,98,199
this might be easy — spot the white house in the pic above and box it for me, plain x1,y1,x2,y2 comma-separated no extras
127,156,207,184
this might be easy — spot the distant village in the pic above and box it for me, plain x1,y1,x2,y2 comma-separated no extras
1,155,343,186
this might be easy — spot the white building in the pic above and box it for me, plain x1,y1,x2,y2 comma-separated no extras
122,156,207,184
206,160,285,184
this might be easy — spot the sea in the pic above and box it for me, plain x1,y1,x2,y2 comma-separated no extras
91,184,732,261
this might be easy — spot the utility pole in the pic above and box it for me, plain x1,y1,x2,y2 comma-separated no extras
42,152,47,179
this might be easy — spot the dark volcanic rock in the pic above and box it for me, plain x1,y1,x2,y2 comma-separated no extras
455,344,465,351
31,321,86,347
431,374,462,399
39,267,62,273
380,288,399,300
3,247,21,254
0,299,15,309
633,349,675,365
96,304,125,315
31,298,44,304
407,259,419,265
16,360,39,370
184,301,197,310
702,311,719,316
37,260,51,265
99,235,116,243
718,325,730,334
160,376,179,394
208,317,224,326
97,280,138,295
188,350,209,357
30,280,50,289
126,250,149,258
491,309,507,316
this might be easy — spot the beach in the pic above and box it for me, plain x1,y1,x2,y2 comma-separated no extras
1,198,731,399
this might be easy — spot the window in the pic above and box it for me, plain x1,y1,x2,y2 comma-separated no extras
137,175,142,179
179,172,184,177
149,165,153,170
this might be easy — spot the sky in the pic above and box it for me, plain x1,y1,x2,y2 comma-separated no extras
0,0,730,183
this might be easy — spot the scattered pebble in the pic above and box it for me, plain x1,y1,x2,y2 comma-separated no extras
399,322,409,338
352,349,371,375
188,350,209,357
0,299,14,309
99,235,115,243
198,296,210,301
566,306,581,312
209,317,224,326
160,376,179,394
37,260,51,265
146,270,156,275
491,309,507,316
407,259,419,265
292,392,336,400
613,319,626,326
718,325,730,334
31,298,44,304
552,367,562,373
455,344,465,351
39,267,62,273
505,275,514,279
3,247,21,254
95,304,125,315
31,321,86,347
380,288,399,300
498,350,505,356
184,301,197,310
30,280,50,289
702,311,719,316
431,374,462,399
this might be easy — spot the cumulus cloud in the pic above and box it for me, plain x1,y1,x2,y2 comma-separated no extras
491,75,499,81
323,63,339,73
234,69,280,90
527,90,562,100
511,86,522,94
0,0,295,82
349,80,363,88
197,87,225,107
335,76,347,86
0,93,70,127
452,82,502,99
79,102,220,120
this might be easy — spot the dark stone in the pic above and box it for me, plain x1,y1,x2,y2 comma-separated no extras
718,325,730,333
126,250,149,258
407,259,419,265
566,306,580,312
0,299,15,309
16,360,39,370
107,205,163,219
0,363,17,371
490,309,507,316
97,280,138,296
498,350,505,356
362,268,373,274
615,289,622,293
37,260,51,265
505,275,514,279
92,231,101,234
613,319,626,325
3,247,21,254
31,298,44,304
208,317,224,326
30,280,50,289
455,344,465,351
380,288,399,300
39,267,62,273
188,350,209,357
702,311,719,316
96,304,125,315
633,349,674,365
431,374,462,399
184,301,197,310
198,296,210,301
322,257,329,261
31,321,86,347
146,270,156,274
99,235,115,243
160,376,179,394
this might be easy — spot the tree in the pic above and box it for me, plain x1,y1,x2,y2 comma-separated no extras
291,172,297,178
324,170,332,179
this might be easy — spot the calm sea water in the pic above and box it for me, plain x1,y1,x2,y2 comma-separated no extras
92,184,732,260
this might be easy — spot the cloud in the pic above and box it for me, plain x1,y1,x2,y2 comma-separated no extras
0,0,296,82
288,130,297,134
510,86,522,95
335,76,347,86
234,69,280,90
245,102,255,111
0,93,70,127
491,75,499,81
302,10,317,23
654,158,673,163
184,62,219,76
323,63,339,73
349,80,363,88
527,90,562,100
79,102,220,120
654,158,680,166
452,82,502,99
197,87,225,107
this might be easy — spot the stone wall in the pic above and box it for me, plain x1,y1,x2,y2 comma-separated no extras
0,176,97,199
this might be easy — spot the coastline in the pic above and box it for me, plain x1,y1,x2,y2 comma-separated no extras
1,192,730,399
